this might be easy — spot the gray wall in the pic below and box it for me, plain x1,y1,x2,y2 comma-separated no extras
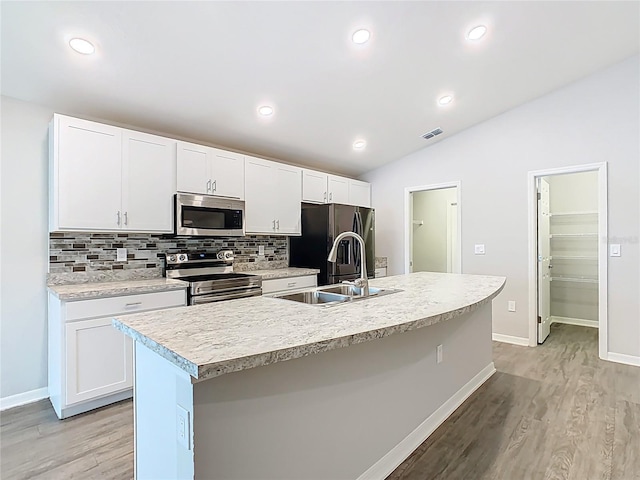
361,55,639,357
1,96,53,398
412,187,457,273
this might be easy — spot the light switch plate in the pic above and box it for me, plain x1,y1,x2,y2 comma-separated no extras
474,244,485,255
610,244,621,257
116,248,127,262
176,405,190,450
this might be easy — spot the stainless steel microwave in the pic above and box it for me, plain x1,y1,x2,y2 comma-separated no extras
174,193,245,236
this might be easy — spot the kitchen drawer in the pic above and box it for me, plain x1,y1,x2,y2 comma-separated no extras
262,275,317,295
65,290,186,321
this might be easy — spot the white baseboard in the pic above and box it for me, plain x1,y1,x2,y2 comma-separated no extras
551,316,598,329
492,333,530,346
606,352,640,367
1,387,49,411
357,362,496,480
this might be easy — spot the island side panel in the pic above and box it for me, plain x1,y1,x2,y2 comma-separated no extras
192,303,493,480
135,342,194,480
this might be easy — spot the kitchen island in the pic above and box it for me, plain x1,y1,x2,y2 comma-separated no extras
114,272,505,480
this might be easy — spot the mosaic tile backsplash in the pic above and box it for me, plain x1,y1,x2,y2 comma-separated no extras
49,232,288,283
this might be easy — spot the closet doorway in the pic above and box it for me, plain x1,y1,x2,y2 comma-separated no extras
404,182,461,274
528,164,608,357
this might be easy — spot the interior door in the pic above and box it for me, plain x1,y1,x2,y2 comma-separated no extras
538,178,552,343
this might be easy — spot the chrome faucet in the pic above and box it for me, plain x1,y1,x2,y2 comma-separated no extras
327,231,369,297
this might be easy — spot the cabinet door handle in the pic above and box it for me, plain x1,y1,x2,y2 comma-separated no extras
329,192,332,201
276,219,280,230
272,220,276,230
116,211,121,226
206,179,212,192
213,180,217,192
324,191,327,201
124,212,128,226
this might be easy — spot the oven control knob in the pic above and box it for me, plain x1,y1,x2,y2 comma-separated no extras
178,254,188,262
224,251,233,260
168,255,177,263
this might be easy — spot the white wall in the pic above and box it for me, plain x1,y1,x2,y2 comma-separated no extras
362,55,640,358
412,187,457,273
1,96,54,399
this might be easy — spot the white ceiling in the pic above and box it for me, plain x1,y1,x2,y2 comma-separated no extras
2,1,638,176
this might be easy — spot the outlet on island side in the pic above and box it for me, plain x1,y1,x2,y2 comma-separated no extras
436,344,443,364
176,405,191,450
258,245,265,256
508,301,516,312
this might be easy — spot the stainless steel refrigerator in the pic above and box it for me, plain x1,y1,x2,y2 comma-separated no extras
289,203,375,286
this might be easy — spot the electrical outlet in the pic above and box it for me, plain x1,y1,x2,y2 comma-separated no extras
176,405,190,450
474,244,485,255
116,248,127,262
610,244,621,257
258,245,265,256
508,301,516,312
436,344,443,364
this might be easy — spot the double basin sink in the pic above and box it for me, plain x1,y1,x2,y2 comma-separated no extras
273,284,401,306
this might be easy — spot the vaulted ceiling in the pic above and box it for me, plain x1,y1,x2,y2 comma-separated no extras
2,1,638,176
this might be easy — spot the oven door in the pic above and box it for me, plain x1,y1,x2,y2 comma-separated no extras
190,287,262,305
175,193,245,236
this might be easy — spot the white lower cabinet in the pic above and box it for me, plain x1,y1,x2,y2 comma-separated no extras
374,267,387,278
48,289,186,419
65,316,133,405
262,275,317,295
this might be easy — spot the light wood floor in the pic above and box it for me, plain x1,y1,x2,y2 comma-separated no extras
1,324,638,480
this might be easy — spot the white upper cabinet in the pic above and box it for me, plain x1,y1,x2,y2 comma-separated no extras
348,179,371,208
52,115,123,231
303,169,372,207
302,169,328,203
245,156,301,235
275,163,302,234
176,141,209,195
177,142,244,199
122,130,176,232
210,148,244,199
50,114,176,233
327,174,349,204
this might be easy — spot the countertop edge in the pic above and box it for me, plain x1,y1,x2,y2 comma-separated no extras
112,319,199,377
48,280,188,301
193,278,506,382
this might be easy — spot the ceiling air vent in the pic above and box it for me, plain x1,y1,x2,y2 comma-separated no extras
421,127,443,140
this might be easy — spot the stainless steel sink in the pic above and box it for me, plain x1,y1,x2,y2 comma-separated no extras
317,285,383,297
274,290,351,305
272,285,402,306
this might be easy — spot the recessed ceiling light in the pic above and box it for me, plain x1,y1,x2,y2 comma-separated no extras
69,37,95,55
353,139,366,150
466,25,487,41
258,105,274,116
352,29,371,44
438,95,454,106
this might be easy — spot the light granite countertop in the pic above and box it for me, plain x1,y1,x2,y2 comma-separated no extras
251,267,319,280
113,272,506,382
48,278,188,300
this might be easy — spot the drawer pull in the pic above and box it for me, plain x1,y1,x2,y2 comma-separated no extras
287,282,297,287
125,302,142,308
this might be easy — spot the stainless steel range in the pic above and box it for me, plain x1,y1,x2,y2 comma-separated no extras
164,250,262,305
